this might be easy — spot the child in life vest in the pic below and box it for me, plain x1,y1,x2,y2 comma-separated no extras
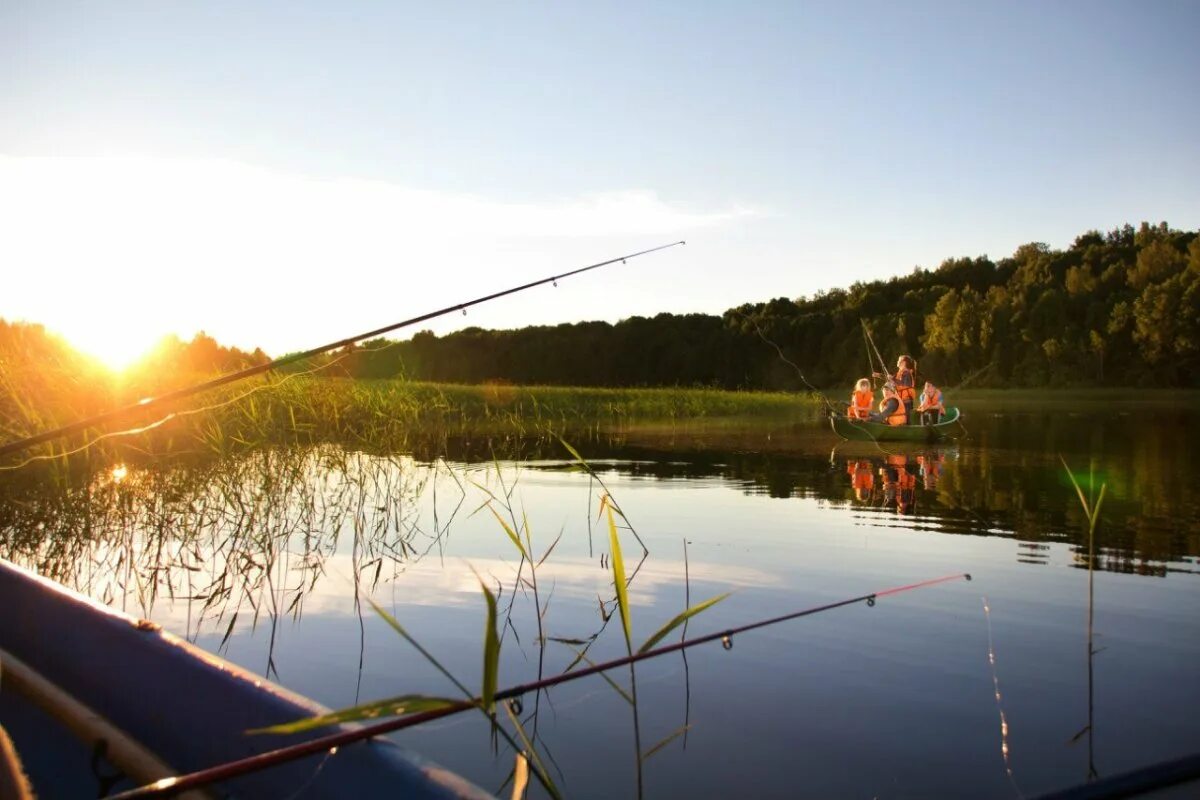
893,356,917,414
917,381,945,425
848,378,873,419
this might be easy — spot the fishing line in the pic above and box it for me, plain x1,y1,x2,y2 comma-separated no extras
736,311,899,456
107,572,971,799
0,242,686,460
736,311,839,414
982,596,1024,799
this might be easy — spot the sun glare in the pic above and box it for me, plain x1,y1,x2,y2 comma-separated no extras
70,326,154,373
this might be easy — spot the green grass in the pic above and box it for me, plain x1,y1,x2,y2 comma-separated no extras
2,377,821,466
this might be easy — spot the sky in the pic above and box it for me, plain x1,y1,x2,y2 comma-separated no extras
2,0,1198,367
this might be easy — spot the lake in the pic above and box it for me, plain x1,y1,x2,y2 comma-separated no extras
3,396,1199,798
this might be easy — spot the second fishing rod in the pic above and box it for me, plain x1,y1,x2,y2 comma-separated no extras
0,241,686,459
108,571,972,799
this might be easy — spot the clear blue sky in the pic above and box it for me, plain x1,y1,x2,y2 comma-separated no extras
2,0,1197,362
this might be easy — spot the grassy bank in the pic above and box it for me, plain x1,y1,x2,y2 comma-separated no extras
215,378,818,444
3,378,821,465
12,376,1198,469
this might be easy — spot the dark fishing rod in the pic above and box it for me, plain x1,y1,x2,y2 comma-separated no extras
860,318,891,389
108,572,970,799
0,242,685,459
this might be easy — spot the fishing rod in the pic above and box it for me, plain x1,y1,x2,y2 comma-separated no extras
0,242,685,459
860,318,892,389
108,572,970,799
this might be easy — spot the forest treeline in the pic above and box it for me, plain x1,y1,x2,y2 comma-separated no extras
4,222,1198,402
311,222,1199,389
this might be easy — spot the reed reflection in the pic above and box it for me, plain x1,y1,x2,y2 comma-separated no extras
0,447,457,679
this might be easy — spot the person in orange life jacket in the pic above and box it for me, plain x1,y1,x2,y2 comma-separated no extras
874,356,917,417
869,387,908,425
848,378,874,420
917,381,945,425
893,356,917,414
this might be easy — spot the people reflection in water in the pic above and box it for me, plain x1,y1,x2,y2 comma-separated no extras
882,455,917,514
848,455,927,514
917,452,945,490
847,460,875,501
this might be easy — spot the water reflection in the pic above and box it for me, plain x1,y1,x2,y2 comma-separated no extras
2,404,1199,798
1,410,1196,626
515,440,1197,576
842,453,942,514
0,447,458,679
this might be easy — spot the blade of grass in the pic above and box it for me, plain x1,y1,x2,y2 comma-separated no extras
509,752,529,800
1089,485,1107,534
481,578,501,717
248,695,457,734
366,597,472,698
536,527,564,569
637,593,730,655
487,504,529,560
369,594,564,799
1060,456,1093,518
560,645,633,705
641,724,691,762
502,701,562,800
605,497,633,654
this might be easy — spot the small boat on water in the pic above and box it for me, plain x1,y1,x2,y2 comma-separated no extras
830,407,963,443
0,559,491,799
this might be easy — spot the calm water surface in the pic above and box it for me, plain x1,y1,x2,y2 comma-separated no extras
3,399,1199,798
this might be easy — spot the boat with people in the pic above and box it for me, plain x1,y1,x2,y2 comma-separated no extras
0,558,491,799
830,405,962,442
831,326,963,443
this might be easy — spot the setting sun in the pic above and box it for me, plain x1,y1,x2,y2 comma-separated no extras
69,323,154,372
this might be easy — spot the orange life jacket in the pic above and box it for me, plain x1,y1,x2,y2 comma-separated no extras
849,389,873,419
879,396,908,426
894,368,916,404
919,389,944,412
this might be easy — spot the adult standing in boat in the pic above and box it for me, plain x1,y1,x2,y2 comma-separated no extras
870,387,908,426
917,381,945,425
893,356,917,416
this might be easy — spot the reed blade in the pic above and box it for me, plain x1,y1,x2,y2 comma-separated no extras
638,593,730,655
481,579,501,716
605,498,633,653
248,695,457,734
